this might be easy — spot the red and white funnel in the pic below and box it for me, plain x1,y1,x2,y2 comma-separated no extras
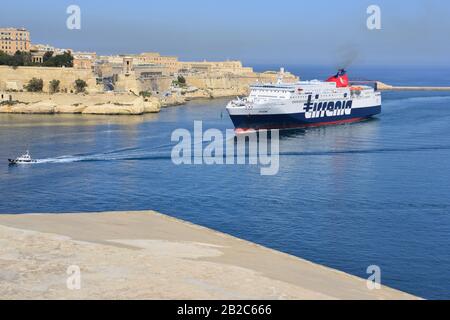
326,69,349,88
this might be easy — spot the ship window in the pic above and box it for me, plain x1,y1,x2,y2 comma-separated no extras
315,94,319,99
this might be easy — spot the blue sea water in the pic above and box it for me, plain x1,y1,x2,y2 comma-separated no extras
1,66,450,299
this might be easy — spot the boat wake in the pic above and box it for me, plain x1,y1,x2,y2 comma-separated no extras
280,144,450,157
34,152,172,164
29,144,173,164
30,143,450,165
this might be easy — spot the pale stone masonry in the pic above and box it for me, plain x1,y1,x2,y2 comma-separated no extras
0,55,298,97
0,27,31,54
0,45,299,112
0,211,419,299
0,66,100,93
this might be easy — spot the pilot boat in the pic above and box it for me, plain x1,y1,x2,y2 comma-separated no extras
8,150,37,165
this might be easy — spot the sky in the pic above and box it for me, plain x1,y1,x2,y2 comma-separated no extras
1,0,450,66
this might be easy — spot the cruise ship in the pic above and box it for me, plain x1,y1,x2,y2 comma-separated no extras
226,69,381,133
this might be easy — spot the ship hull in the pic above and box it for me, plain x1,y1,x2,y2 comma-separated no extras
228,105,381,132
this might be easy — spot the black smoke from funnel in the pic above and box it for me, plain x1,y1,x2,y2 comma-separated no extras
334,46,359,70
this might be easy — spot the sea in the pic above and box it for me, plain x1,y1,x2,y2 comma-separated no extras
1,65,450,299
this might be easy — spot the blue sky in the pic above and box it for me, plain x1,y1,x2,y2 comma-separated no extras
1,0,449,66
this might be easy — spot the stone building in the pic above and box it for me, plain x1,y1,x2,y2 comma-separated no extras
30,51,46,64
0,27,30,54
73,57,93,70
137,52,180,74
30,44,72,55
180,60,254,75
73,52,97,70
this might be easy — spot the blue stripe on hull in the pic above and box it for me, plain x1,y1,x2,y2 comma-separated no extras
228,105,381,130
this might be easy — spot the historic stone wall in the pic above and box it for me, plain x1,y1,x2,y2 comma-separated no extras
184,72,299,97
0,66,100,93
118,71,299,98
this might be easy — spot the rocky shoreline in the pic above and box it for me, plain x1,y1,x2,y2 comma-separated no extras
0,92,162,115
0,89,242,115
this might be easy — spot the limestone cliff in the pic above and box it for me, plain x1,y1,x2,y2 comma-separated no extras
0,93,161,115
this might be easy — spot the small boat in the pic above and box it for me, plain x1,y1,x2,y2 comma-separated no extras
8,150,37,165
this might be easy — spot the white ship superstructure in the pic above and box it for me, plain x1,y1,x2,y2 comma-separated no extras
226,70,381,132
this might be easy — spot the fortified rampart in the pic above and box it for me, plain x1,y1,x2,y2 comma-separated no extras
0,66,100,93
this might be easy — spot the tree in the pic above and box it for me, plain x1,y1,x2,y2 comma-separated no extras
177,75,186,85
43,51,73,67
0,51,72,68
139,91,152,98
172,75,187,88
74,79,87,93
0,51,33,67
15,51,33,66
49,79,60,93
0,51,11,65
25,78,44,92
43,51,54,63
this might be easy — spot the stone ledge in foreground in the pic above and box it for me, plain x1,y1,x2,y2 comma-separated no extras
0,211,420,300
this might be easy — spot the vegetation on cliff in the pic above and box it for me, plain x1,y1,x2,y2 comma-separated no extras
25,78,44,92
139,91,152,98
172,75,187,88
49,80,61,93
74,79,88,93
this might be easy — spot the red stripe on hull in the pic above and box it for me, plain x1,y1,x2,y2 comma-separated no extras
235,117,369,134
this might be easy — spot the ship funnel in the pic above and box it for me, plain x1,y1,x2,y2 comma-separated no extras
326,69,349,88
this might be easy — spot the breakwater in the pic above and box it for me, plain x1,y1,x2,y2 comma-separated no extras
376,81,450,91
